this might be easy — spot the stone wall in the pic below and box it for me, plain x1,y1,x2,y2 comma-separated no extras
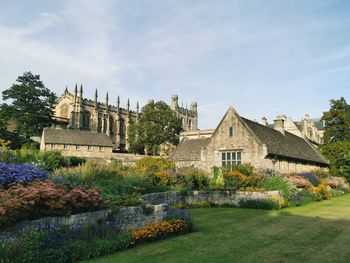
112,153,145,166
0,190,282,243
0,204,168,243
141,190,282,207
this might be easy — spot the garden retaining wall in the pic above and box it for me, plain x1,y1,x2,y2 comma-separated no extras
0,204,168,243
0,190,282,243
141,190,282,206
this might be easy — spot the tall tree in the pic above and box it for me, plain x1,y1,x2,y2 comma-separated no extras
320,97,350,178
128,101,182,155
1,72,57,141
322,97,350,143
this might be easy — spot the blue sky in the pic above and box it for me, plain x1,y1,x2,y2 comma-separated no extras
0,0,349,128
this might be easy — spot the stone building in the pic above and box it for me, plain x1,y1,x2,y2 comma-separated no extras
40,128,113,159
170,107,329,173
263,115,324,146
53,85,198,151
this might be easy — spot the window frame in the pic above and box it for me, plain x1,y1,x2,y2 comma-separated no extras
229,126,233,137
221,150,242,170
87,145,93,151
63,144,69,150
75,145,81,151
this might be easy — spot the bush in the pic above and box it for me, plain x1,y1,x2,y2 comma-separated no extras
0,180,104,227
288,189,315,207
239,199,280,210
0,149,85,171
286,175,312,188
0,222,131,263
129,219,191,245
177,168,210,190
259,173,297,199
224,171,261,189
231,163,255,176
134,157,175,176
0,162,48,187
314,184,333,201
297,172,320,186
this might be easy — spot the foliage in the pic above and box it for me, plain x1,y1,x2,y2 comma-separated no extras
223,171,261,189
0,180,104,227
314,184,333,201
286,175,312,188
238,199,280,210
259,173,297,199
322,97,350,143
1,72,57,142
128,101,182,155
176,167,210,190
0,148,85,171
53,161,170,202
129,219,191,245
134,157,175,176
297,172,320,186
232,163,255,176
0,162,48,187
0,223,131,263
287,189,315,207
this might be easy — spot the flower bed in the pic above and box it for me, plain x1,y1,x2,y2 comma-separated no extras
0,218,193,263
0,180,104,227
0,162,48,187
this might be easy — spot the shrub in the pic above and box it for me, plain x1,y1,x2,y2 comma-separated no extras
287,175,312,188
224,171,261,189
0,162,48,187
259,173,297,199
178,168,210,190
0,222,131,263
321,177,339,188
134,157,175,176
129,219,190,245
297,172,320,186
288,189,315,207
0,180,104,227
314,184,333,201
239,199,280,210
232,163,255,176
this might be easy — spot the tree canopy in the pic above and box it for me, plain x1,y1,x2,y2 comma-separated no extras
0,72,57,143
320,97,350,179
128,101,182,155
322,97,350,143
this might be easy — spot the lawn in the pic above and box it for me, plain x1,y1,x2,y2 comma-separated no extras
82,194,350,263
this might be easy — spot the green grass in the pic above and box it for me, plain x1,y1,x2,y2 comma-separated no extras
82,195,350,263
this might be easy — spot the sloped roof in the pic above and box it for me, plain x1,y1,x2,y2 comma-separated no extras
170,138,210,161
242,118,328,165
43,128,113,147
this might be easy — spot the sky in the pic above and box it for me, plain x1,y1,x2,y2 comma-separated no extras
0,0,349,129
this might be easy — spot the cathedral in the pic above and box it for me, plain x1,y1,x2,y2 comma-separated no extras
53,85,198,151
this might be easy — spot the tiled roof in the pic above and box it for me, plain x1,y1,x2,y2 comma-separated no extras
170,138,210,161
42,128,113,147
242,118,328,165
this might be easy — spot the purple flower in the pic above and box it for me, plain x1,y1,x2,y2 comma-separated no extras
0,162,48,186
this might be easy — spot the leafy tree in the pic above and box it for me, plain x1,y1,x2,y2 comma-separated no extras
1,72,57,142
320,97,350,178
128,101,182,155
322,97,350,143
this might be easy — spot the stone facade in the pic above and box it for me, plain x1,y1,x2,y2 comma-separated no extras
263,114,324,145
171,107,329,174
53,86,198,151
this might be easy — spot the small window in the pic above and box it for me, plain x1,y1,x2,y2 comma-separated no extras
51,144,56,150
229,127,233,137
222,152,226,161
64,144,69,150
87,146,92,151
76,145,80,150
99,146,104,151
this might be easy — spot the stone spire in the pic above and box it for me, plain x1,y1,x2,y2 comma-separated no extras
116,95,120,110
105,92,109,112
127,98,130,112
64,86,68,95
79,84,83,103
136,101,139,114
94,89,98,109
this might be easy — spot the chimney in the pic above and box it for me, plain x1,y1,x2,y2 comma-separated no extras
261,117,268,126
274,115,286,135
